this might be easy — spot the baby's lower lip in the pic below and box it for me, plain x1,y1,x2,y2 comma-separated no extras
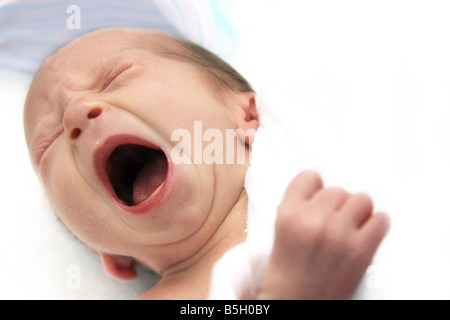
94,135,173,214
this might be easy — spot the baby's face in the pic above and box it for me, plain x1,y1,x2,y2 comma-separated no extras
24,29,250,271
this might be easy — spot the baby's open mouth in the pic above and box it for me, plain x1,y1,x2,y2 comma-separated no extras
106,144,168,206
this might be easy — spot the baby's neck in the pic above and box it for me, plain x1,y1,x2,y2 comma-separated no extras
139,189,248,299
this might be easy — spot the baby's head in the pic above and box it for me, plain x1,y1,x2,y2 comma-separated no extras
23,28,258,279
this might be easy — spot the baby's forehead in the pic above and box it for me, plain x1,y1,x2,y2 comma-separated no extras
39,29,149,78
29,29,167,105
32,28,192,101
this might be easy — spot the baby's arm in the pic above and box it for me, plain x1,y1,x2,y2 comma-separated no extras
257,171,390,300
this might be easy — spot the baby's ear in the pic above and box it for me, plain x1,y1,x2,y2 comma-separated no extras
100,253,137,281
227,91,259,145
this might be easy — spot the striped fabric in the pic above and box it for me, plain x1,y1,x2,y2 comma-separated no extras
0,0,228,73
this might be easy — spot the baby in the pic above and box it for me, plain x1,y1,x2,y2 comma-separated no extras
23,27,389,300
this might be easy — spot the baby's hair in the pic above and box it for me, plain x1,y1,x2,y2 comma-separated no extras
141,30,255,94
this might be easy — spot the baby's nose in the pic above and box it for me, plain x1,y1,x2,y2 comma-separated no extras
63,99,104,141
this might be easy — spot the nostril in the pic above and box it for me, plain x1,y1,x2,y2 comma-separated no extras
87,107,102,119
71,128,82,139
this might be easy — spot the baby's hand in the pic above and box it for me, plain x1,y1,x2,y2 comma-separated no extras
258,171,389,300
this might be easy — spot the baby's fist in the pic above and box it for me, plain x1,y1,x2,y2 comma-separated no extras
258,171,390,300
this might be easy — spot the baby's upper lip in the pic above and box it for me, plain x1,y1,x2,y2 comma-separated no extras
93,134,168,212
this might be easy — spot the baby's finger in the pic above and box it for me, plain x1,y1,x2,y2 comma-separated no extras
282,170,323,202
311,187,350,211
339,193,373,228
357,212,390,255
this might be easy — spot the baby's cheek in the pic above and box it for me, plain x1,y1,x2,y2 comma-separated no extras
45,169,114,246
39,149,92,221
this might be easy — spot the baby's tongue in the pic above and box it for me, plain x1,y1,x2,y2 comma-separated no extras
132,154,167,206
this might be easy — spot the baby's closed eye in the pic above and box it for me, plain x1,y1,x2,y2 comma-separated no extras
98,61,134,93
